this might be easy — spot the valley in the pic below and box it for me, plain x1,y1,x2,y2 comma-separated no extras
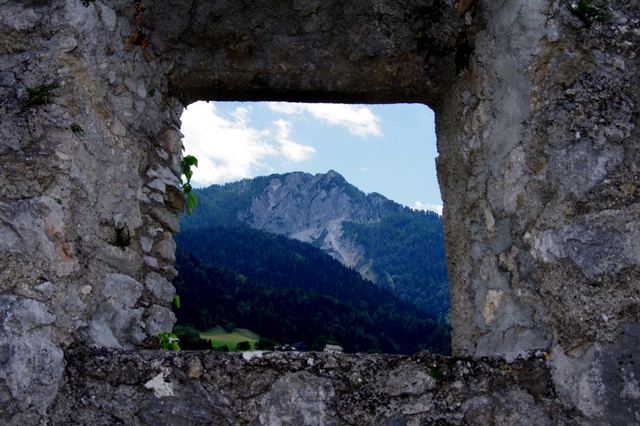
173,171,451,354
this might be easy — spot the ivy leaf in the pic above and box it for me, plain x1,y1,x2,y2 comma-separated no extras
183,155,198,167
158,333,181,350
178,153,199,216
186,191,198,216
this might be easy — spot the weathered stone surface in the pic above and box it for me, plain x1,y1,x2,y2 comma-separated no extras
144,271,175,304
377,362,437,397
0,197,78,278
0,295,64,424
144,304,176,337
258,371,340,425
150,207,180,234
85,274,145,349
152,231,177,262
95,244,144,277
0,0,182,366
48,347,572,426
0,0,638,423
148,0,463,105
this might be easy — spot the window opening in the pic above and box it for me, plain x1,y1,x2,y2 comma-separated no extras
173,101,451,355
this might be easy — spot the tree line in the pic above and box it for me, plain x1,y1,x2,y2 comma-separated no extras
173,226,451,355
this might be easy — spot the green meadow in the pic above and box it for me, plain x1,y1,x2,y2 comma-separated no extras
199,326,260,350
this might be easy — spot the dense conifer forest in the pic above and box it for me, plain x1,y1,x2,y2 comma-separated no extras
342,210,450,322
173,227,451,355
179,175,276,229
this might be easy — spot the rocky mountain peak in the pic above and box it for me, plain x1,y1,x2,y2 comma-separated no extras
185,171,403,277
182,171,449,321
239,171,401,237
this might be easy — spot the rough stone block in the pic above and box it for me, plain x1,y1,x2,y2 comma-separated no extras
144,304,176,337
86,274,145,349
0,295,64,422
144,271,175,304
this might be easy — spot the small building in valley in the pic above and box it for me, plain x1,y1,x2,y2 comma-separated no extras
323,344,344,354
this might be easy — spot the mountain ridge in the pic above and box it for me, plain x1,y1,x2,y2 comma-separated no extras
180,170,449,321
182,170,405,276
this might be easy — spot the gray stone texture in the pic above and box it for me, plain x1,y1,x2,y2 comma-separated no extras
48,347,572,426
0,0,638,424
0,294,64,423
86,273,146,349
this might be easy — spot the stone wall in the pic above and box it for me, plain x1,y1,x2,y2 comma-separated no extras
0,0,638,424
436,1,640,420
49,347,571,425
0,0,182,418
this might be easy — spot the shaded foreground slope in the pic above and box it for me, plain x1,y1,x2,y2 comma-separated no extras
173,226,451,355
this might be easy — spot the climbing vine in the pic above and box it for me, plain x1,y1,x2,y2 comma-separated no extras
179,148,198,216
157,333,181,350
24,84,60,108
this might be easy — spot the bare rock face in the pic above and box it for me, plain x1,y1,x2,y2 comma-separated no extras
0,0,638,423
235,171,402,272
242,171,398,234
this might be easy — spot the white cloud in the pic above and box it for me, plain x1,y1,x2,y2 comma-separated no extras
268,102,382,137
229,106,251,126
272,119,316,162
267,102,300,115
180,103,276,186
181,102,317,186
413,201,443,216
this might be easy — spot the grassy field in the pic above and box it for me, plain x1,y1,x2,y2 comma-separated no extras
199,326,260,350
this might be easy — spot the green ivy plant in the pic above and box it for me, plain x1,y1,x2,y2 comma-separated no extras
70,123,84,134
179,147,198,216
108,224,131,249
427,364,444,380
158,333,181,350
24,84,60,107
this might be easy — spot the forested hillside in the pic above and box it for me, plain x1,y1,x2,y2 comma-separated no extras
342,210,450,322
179,171,401,232
173,227,451,355
178,175,275,229
178,171,450,322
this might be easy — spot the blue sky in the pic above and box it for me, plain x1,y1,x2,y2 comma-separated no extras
181,101,442,214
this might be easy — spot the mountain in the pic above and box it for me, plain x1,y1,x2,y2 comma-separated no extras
173,229,451,355
180,170,449,322
342,211,450,322
180,170,401,281
180,171,449,322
